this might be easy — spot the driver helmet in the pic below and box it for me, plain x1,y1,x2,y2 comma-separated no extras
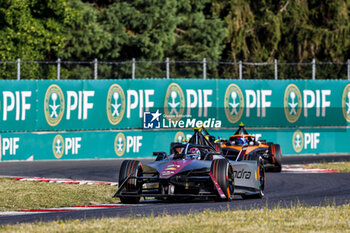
235,137,244,146
245,136,254,145
187,147,201,159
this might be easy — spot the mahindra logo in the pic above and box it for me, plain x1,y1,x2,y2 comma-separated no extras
233,169,251,179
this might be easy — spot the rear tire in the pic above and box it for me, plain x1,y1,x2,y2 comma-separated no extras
273,144,282,172
211,159,234,201
118,160,143,204
267,143,282,172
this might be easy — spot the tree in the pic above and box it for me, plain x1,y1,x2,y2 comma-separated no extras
214,0,350,78
62,0,179,78
167,0,226,78
0,0,348,79
63,0,226,79
280,0,350,62
0,0,74,79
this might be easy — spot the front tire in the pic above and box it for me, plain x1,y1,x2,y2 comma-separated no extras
118,160,143,204
211,159,234,201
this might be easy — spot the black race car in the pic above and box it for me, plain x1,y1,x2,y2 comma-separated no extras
114,128,265,203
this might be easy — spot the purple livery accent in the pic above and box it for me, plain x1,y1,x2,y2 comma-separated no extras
159,160,193,178
209,172,227,199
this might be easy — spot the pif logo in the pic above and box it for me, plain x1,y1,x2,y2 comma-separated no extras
293,130,320,153
342,84,350,122
106,84,125,125
164,83,185,122
114,133,143,156
224,84,244,123
52,135,82,159
44,84,65,126
0,136,20,156
174,131,186,143
52,135,64,159
284,84,302,123
292,130,303,153
114,133,126,156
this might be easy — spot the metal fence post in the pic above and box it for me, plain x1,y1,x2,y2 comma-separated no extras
239,61,242,80
57,58,61,80
312,59,316,80
348,59,350,80
166,57,169,79
132,58,135,80
94,58,98,80
203,58,206,79
274,59,278,80
17,58,21,80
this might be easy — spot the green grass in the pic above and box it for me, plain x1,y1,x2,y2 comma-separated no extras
0,205,349,232
0,178,116,211
304,161,350,173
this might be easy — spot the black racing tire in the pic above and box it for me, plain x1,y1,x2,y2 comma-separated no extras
241,156,265,199
270,144,282,172
274,144,282,172
211,159,234,201
266,143,282,172
118,160,143,204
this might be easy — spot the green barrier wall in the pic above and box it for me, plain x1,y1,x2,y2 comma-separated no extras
0,79,349,131
0,128,349,161
0,79,349,161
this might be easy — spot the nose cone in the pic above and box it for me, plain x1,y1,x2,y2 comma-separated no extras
159,160,193,178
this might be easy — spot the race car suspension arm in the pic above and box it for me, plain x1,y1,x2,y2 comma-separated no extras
209,172,227,199
113,173,134,197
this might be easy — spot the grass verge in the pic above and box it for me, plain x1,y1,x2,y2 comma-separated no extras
0,178,116,211
304,161,350,172
0,204,349,232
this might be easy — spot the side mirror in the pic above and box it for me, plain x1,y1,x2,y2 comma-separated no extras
153,151,169,161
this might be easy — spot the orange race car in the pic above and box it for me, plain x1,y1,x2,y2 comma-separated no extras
220,123,282,172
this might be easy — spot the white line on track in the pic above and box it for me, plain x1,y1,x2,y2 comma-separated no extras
0,204,139,216
0,176,118,186
282,164,338,173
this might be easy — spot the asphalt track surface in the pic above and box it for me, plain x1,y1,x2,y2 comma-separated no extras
0,155,350,225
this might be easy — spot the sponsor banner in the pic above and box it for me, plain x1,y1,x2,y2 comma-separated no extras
0,79,350,132
171,128,350,155
0,130,171,161
0,128,349,161
0,80,37,131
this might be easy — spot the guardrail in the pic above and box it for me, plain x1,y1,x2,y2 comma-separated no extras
0,58,349,80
